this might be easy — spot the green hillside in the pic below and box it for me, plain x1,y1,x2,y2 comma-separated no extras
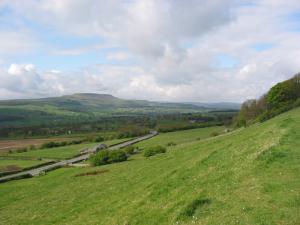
0,93,237,138
0,108,299,225
0,93,206,126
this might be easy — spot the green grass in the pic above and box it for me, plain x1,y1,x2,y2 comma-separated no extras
0,108,299,224
8,143,95,160
4,138,130,160
0,159,50,172
135,126,225,149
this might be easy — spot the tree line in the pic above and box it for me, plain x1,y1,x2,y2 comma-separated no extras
235,73,300,127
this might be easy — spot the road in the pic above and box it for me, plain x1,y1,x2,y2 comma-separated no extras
0,131,158,183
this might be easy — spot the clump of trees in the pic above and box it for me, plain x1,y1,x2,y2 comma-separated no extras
83,135,104,143
144,146,166,157
235,73,300,127
41,140,83,149
117,125,149,138
90,150,128,166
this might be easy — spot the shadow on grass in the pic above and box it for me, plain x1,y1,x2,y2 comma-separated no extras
74,169,109,177
178,198,211,220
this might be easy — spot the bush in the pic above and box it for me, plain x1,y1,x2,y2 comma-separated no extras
41,141,57,149
124,146,135,155
71,140,83,145
16,147,27,153
144,146,166,157
41,140,83,149
90,150,110,166
94,136,104,142
210,131,219,137
108,150,127,163
166,142,176,146
90,150,128,166
29,145,36,150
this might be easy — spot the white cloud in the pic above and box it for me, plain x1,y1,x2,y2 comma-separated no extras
0,0,299,102
106,52,131,61
0,31,37,57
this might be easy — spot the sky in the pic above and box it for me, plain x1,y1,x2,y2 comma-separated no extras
0,0,299,102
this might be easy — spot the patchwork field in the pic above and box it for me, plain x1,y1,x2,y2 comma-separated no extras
0,108,299,224
0,137,76,152
0,138,130,173
0,131,121,153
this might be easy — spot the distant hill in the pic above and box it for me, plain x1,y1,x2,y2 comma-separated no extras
185,102,240,111
0,93,241,137
0,93,209,127
0,93,206,114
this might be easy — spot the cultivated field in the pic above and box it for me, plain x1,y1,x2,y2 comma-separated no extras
0,138,130,173
0,108,299,224
0,137,76,152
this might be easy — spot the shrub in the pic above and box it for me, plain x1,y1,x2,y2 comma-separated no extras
166,142,176,146
144,146,166,157
16,147,27,153
90,150,128,166
108,150,127,163
60,141,67,146
29,145,36,150
90,150,110,166
210,131,219,137
71,140,83,145
40,140,83,149
94,136,104,142
41,141,56,149
124,146,135,155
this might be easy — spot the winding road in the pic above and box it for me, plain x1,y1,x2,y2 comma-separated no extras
0,131,158,183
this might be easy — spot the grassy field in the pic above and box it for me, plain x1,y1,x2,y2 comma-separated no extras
0,108,299,224
7,143,96,160
4,138,130,160
0,138,130,172
0,131,120,153
0,159,51,172
135,126,224,149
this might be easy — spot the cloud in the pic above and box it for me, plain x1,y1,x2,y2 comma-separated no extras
4,0,235,58
0,31,37,57
106,52,131,61
0,0,299,102
0,64,42,97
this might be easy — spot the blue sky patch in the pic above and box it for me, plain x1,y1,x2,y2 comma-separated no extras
215,54,239,69
252,43,276,52
284,11,300,32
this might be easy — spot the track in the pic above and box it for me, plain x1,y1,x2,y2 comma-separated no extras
0,131,158,183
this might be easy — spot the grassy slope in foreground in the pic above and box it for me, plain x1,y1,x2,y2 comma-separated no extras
0,109,299,225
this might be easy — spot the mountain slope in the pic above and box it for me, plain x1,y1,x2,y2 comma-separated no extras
0,108,299,224
0,93,207,127
186,102,241,110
